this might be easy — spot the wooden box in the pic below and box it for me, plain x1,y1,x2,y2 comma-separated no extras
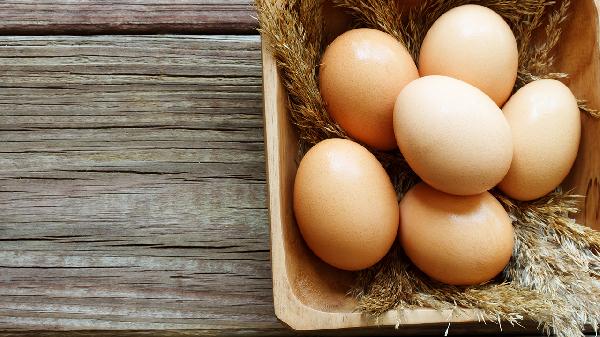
262,0,600,331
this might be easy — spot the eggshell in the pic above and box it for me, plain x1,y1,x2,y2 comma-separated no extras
393,75,513,196
419,4,518,106
399,182,514,286
319,28,419,150
293,138,399,271
498,79,581,201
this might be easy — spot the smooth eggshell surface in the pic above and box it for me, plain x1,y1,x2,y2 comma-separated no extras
393,75,513,196
399,183,514,286
293,138,399,271
319,28,419,150
498,79,581,201
419,4,518,106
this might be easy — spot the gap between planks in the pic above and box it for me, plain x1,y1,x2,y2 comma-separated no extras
0,1,258,35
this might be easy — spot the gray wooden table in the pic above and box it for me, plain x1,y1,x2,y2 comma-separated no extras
0,2,589,336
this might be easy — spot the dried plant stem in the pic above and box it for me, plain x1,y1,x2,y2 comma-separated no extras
331,1,412,55
352,190,600,337
578,99,600,118
256,0,346,148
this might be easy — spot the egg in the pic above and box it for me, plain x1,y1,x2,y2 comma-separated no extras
498,79,581,201
293,138,399,271
319,28,419,150
393,75,513,196
399,182,514,285
418,4,518,106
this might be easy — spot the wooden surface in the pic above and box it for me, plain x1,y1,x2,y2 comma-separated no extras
0,1,256,34
560,0,600,230
0,35,275,334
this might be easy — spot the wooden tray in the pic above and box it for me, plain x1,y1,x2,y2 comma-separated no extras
262,0,600,331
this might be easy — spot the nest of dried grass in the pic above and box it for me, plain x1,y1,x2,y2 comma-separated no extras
256,0,600,336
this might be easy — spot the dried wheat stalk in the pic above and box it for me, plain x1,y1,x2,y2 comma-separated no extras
256,0,346,150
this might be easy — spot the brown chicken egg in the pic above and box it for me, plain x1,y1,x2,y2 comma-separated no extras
319,28,419,150
393,75,513,196
419,4,518,106
498,79,581,201
293,138,399,271
399,183,514,286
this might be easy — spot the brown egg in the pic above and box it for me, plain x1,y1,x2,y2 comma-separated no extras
293,138,399,271
498,79,581,201
393,75,513,196
319,28,419,150
399,183,514,286
419,5,518,106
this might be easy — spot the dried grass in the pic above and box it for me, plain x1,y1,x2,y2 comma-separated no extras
256,0,600,336
256,0,346,150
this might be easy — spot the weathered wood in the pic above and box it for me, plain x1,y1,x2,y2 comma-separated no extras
0,35,277,334
0,1,257,35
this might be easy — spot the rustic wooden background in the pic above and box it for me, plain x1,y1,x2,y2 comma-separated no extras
0,1,592,336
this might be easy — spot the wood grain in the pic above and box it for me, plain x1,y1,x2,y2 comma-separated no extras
0,1,257,35
560,0,600,230
0,35,277,334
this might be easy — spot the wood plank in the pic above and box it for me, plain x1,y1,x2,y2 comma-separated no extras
0,35,279,334
0,1,257,35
